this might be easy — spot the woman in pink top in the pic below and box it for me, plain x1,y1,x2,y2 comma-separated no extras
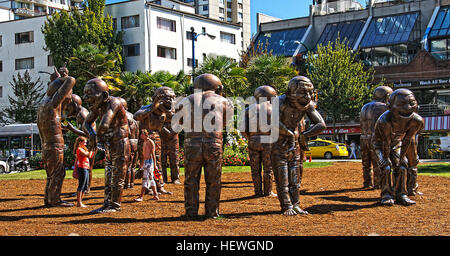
74,136,93,207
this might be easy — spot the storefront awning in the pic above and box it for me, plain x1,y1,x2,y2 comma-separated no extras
321,126,361,134
423,116,450,131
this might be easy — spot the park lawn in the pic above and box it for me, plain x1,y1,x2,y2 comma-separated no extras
0,162,332,180
417,163,450,177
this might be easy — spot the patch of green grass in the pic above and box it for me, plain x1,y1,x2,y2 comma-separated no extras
0,162,332,180
418,164,450,177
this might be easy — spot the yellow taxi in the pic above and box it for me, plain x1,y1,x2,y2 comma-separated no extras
304,139,349,159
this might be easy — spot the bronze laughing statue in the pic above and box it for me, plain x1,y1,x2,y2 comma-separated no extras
118,98,140,189
133,87,177,194
373,89,424,206
61,93,97,193
177,74,233,219
37,69,76,207
134,86,181,184
242,85,277,197
82,78,131,213
360,86,393,189
272,76,326,216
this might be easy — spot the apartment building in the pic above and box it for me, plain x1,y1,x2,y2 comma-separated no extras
0,0,82,21
0,0,242,109
106,0,242,73
253,0,450,157
178,0,250,49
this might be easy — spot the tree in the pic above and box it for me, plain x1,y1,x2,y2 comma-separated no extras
193,55,248,98
109,70,190,113
305,37,381,140
42,0,123,72
67,43,122,96
4,70,45,123
245,54,297,96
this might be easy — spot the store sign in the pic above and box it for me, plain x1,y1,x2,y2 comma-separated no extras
393,77,450,88
321,126,361,134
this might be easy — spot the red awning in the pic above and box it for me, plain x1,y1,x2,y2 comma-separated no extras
321,126,361,134
423,116,450,131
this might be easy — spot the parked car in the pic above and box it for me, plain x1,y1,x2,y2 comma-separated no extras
305,139,349,159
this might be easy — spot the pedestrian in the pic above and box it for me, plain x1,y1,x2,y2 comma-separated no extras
350,140,357,159
135,129,159,202
74,136,93,208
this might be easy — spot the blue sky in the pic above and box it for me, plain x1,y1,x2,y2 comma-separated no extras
105,0,367,35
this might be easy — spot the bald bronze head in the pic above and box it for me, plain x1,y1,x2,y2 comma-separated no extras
286,76,314,109
373,86,393,103
389,88,418,118
83,78,109,109
254,85,277,102
62,94,82,119
193,73,223,92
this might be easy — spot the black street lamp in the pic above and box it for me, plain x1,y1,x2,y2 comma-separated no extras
190,26,216,82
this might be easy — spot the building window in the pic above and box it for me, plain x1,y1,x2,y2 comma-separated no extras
430,38,450,60
15,31,34,44
121,15,139,29
48,55,53,66
0,86,2,98
219,7,224,14
238,3,243,9
15,57,34,70
123,44,140,57
157,17,176,32
157,45,177,59
202,5,208,11
0,60,2,72
187,58,198,67
220,31,235,44
0,35,3,47
112,18,117,30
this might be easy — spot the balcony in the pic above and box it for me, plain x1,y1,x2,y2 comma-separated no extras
418,103,450,117
13,8,34,17
312,0,363,16
372,0,420,8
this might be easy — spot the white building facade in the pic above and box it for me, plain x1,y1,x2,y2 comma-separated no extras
0,0,242,109
106,0,242,74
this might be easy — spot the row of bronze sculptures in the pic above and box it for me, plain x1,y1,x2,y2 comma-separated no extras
37,66,423,217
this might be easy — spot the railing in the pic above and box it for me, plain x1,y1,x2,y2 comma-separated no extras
418,103,450,117
13,8,34,17
371,0,421,8
312,0,363,16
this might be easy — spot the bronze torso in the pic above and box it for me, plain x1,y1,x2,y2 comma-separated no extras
360,101,388,137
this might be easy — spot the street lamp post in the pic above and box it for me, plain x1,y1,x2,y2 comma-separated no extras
190,27,216,83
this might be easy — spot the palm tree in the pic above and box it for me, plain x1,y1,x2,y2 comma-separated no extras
245,54,297,95
193,55,248,98
151,70,191,96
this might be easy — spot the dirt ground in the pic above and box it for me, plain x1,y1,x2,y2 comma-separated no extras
0,162,448,236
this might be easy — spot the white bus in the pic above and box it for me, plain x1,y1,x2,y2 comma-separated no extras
0,123,40,160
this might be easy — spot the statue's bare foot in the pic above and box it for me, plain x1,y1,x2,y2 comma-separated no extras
294,206,309,215
283,209,297,216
